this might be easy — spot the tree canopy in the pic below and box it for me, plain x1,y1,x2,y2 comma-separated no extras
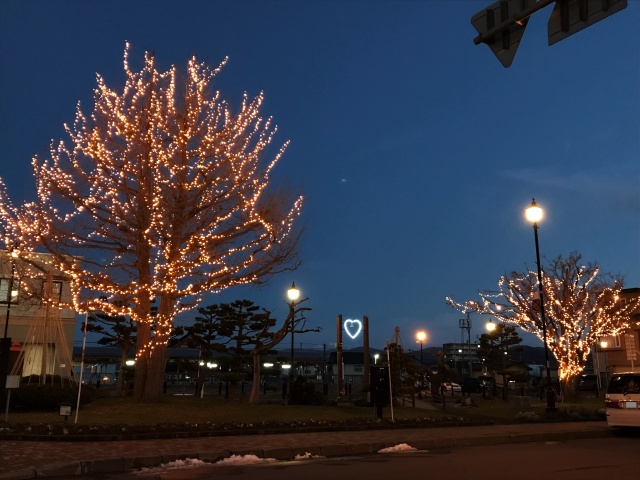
0,44,303,401
448,253,640,397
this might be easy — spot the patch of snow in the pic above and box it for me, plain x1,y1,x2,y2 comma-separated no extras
136,458,209,473
378,443,417,453
294,452,325,460
216,454,277,466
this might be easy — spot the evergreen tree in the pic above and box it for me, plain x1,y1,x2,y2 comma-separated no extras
84,307,135,396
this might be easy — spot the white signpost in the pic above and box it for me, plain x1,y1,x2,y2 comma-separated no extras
4,375,20,422
625,334,636,372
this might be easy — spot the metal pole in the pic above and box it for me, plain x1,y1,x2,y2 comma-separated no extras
363,316,370,393
386,341,394,422
336,315,343,398
74,312,88,423
532,222,556,411
288,303,295,402
3,261,15,338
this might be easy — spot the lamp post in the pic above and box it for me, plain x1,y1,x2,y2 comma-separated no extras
525,198,556,411
416,330,426,365
287,282,300,396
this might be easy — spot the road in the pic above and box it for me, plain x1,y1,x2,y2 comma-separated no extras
89,433,640,480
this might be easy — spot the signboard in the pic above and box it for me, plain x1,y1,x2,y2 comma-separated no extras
471,0,533,68
471,0,628,67
625,334,637,361
5,375,20,389
548,0,628,45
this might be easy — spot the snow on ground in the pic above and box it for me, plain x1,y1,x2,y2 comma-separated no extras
377,443,418,453
135,446,418,474
215,454,277,466
294,452,325,460
136,458,210,473
134,455,277,474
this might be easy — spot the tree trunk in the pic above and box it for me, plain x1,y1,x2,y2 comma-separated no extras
195,368,205,398
133,321,151,400
561,374,579,402
136,293,173,402
141,343,168,402
249,351,261,404
116,348,128,396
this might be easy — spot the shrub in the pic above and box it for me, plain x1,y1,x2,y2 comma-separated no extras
11,383,94,411
289,377,326,405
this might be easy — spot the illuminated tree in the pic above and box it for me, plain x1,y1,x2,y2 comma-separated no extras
0,44,303,402
447,253,640,398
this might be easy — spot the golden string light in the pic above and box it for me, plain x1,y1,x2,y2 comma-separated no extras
0,44,303,396
447,257,640,388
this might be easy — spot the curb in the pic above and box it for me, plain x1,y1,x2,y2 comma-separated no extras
0,427,615,480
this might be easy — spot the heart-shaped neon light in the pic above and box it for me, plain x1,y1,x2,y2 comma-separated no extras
344,319,363,340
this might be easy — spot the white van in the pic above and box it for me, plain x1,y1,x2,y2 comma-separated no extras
605,373,640,428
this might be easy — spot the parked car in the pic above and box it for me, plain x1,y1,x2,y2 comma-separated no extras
605,372,640,428
578,374,599,392
442,382,462,394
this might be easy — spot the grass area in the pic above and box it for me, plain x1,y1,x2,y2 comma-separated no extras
451,394,605,422
0,392,606,438
4,395,442,426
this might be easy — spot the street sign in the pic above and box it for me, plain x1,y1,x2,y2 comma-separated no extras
548,0,628,45
472,0,628,67
625,334,637,361
471,0,536,68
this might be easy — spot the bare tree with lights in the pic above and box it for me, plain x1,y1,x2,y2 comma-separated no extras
245,299,312,404
447,253,640,399
0,44,303,402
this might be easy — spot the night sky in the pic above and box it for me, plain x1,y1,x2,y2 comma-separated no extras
1,1,638,352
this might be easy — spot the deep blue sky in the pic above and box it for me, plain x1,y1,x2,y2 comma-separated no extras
1,1,638,352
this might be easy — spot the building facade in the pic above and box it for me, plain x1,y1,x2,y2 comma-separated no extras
595,288,640,386
0,250,76,381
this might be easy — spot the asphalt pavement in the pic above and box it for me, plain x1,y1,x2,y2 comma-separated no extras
0,421,616,480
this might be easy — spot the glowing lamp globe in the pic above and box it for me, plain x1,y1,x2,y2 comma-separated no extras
525,199,543,224
287,282,300,302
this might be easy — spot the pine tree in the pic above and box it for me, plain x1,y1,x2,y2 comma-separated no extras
477,323,524,399
84,308,135,396
0,44,303,401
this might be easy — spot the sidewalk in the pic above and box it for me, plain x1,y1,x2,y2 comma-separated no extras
0,421,614,479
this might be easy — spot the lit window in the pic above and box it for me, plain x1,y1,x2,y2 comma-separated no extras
0,278,19,304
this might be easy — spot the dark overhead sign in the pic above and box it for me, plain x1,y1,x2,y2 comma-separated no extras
548,0,628,45
472,0,628,67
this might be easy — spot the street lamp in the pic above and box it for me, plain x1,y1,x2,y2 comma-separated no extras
287,282,300,389
486,319,496,332
525,198,556,411
415,330,426,365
